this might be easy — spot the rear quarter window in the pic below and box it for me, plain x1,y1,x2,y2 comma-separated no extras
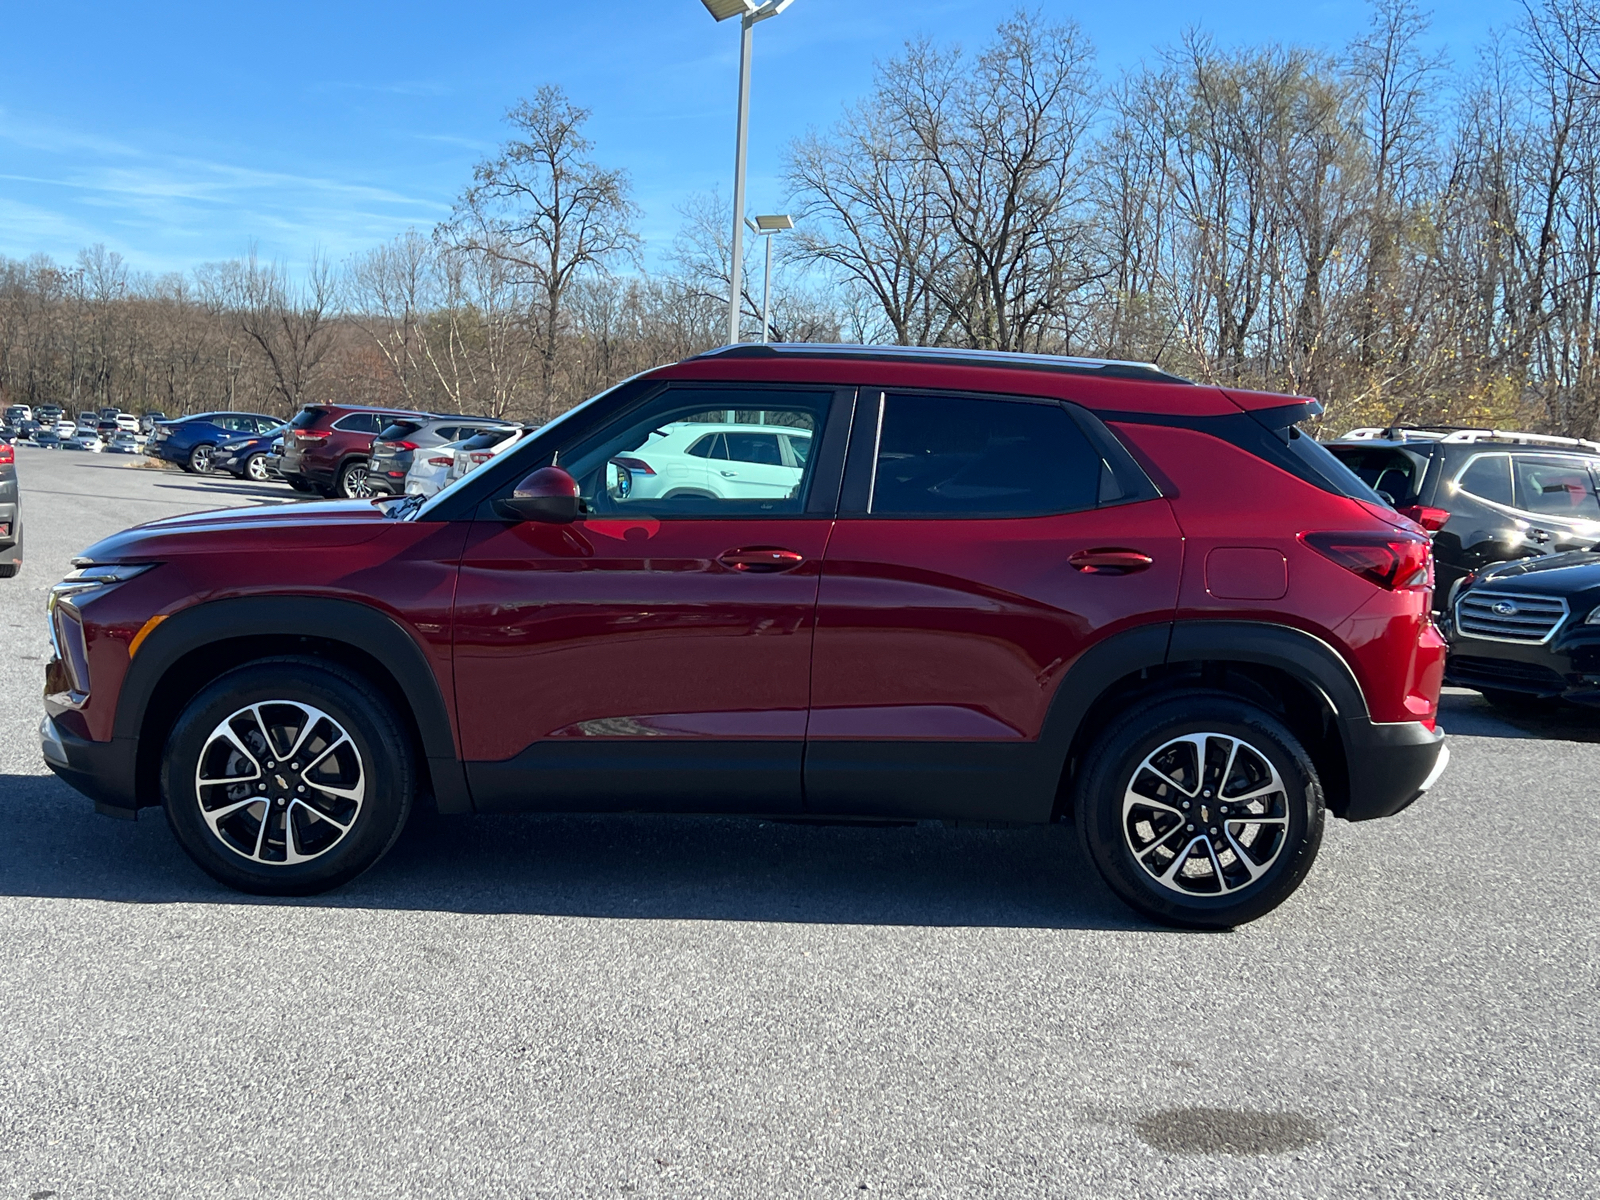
290,407,327,430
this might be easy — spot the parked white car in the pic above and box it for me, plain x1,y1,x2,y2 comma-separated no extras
54,420,76,439
404,437,473,498
114,413,140,434
446,426,537,486
606,421,812,503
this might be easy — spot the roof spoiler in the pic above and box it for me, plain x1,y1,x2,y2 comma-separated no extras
1248,399,1323,432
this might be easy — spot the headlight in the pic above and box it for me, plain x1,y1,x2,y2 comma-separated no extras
46,564,156,696
1586,605,1600,625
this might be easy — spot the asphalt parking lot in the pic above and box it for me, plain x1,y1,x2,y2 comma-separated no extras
1,444,1596,1199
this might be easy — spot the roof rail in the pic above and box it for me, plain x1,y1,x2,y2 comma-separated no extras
691,342,1193,385
1337,425,1600,454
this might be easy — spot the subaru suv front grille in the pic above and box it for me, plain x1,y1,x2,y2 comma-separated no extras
1455,590,1568,643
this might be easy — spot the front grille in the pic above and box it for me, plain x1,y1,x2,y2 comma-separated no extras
1455,590,1568,643
1447,655,1571,693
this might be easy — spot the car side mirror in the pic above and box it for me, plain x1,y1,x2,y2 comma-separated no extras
494,465,582,524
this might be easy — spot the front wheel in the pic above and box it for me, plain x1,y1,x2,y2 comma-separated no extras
244,453,271,482
338,459,371,499
1075,692,1325,929
161,658,415,895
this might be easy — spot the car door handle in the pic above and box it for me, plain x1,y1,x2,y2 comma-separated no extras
720,470,738,477
1068,548,1154,574
719,547,805,572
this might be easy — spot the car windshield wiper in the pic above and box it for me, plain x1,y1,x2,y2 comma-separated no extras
379,493,428,521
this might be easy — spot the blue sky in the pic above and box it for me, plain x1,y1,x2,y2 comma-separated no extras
0,1,1518,277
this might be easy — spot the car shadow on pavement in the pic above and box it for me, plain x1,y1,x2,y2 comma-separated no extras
0,773,1155,931
1439,688,1600,743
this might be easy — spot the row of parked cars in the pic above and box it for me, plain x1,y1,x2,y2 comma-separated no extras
137,403,535,499
2,403,159,453
1325,425,1600,712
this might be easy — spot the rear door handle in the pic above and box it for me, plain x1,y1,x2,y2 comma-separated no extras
719,547,805,573
1069,548,1154,574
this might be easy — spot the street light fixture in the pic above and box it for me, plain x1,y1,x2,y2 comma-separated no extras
698,0,797,345
745,214,793,344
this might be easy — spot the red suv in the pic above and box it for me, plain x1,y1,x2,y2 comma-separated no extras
279,403,422,498
39,346,1448,927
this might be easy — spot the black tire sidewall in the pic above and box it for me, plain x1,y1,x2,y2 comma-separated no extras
1077,694,1325,929
161,659,413,895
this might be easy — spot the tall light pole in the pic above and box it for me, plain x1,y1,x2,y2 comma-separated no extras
746,214,793,343
698,0,796,346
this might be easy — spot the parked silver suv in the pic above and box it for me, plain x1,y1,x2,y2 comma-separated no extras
367,414,518,497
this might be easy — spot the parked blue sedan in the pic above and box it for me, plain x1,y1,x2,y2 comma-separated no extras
145,411,277,473
212,423,288,481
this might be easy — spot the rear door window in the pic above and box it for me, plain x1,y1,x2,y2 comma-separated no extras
868,394,1101,517
1454,454,1513,506
1512,454,1600,519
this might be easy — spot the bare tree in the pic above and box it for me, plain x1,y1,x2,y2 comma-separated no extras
444,86,640,411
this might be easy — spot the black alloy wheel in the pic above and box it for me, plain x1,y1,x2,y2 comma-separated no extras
1075,691,1325,929
161,657,414,895
187,443,214,474
245,453,271,482
338,459,372,499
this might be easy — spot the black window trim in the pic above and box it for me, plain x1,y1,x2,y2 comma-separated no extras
838,387,1160,521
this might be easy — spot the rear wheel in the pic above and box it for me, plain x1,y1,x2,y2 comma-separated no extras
187,443,214,474
338,459,371,499
161,658,414,895
1075,692,1325,929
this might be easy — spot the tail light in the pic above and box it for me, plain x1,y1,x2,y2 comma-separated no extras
0,443,12,466
1398,505,1450,532
1301,530,1433,591
469,451,494,465
380,440,419,452
295,430,332,442
612,456,656,476
427,456,454,467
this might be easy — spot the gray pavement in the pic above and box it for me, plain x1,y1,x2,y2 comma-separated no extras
0,444,1596,1199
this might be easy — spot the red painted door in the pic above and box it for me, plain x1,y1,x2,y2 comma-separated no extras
805,391,1184,821
451,385,842,813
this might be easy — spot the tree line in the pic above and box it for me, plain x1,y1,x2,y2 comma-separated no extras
3,1,1598,436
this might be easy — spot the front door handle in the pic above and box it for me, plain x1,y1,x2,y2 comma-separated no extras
1069,548,1154,575
719,547,805,573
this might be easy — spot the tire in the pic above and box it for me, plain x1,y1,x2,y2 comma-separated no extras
1075,691,1325,930
244,453,271,482
286,475,315,493
337,459,372,499
1478,687,1555,711
160,657,415,895
188,443,215,474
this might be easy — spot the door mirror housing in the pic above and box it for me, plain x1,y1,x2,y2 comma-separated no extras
495,466,582,524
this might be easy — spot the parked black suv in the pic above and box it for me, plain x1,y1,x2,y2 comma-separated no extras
1325,427,1600,605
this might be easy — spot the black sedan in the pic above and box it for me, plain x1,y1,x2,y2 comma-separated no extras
213,424,287,482
1444,551,1600,708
